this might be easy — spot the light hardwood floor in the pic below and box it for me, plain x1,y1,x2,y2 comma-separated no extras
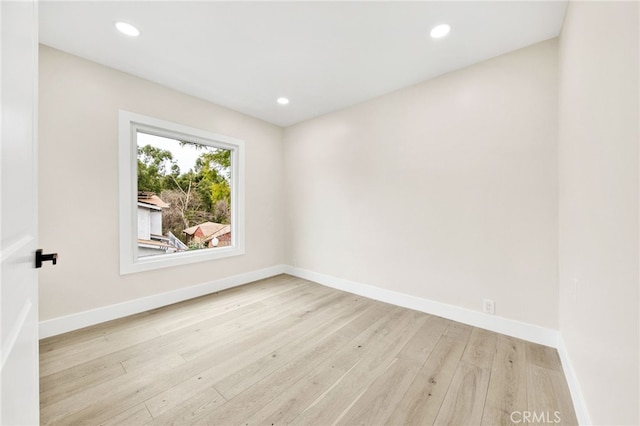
40,275,577,425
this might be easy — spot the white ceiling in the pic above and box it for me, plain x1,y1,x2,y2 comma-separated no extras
39,1,567,127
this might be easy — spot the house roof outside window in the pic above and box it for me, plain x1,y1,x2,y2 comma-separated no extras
183,221,230,239
137,192,170,209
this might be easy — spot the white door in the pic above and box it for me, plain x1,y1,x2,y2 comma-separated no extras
1,0,40,424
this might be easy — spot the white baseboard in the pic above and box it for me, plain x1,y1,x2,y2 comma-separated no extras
41,263,559,347
39,264,288,339
283,266,559,348
556,336,592,425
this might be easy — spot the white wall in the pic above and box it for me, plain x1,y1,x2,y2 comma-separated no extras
558,2,639,425
38,45,286,321
150,209,162,236
284,39,559,329
137,206,150,240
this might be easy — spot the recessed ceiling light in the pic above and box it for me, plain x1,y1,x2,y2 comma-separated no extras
277,97,289,105
115,21,141,37
430,24,450,39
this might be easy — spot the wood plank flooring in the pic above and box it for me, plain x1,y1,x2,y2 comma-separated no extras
40,275,577,425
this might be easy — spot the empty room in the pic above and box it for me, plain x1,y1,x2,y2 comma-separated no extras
1,1,638,425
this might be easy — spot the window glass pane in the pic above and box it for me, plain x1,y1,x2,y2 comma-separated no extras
136,131,232,259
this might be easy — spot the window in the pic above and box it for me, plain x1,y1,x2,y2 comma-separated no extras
119,111,245,274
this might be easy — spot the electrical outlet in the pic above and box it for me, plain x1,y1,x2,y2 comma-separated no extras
483,299,495,315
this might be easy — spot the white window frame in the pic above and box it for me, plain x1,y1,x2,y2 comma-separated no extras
118,110,245,275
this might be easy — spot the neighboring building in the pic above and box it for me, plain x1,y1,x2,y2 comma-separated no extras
183,221,231,248
137,192,187,257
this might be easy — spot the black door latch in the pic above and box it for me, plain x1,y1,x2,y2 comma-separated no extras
35,249,58,268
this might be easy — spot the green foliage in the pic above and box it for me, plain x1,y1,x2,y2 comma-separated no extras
210,182,230,204
137,143,232,235
179,140,230,168
137,145,178,193
196,150,231,174
191,149,231,212
187,239,207,250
